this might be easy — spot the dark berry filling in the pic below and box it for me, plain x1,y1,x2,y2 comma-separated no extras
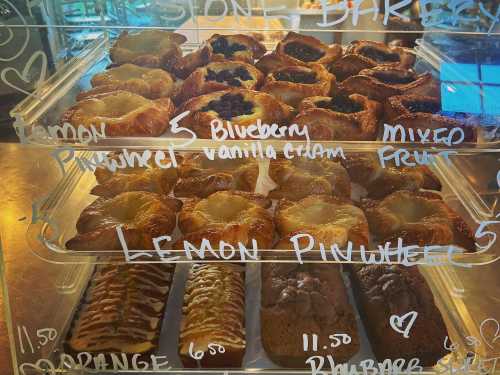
405,100,441,114
316,95,363,113
206,67,253,87
372,71,415,84
359,45,400,63
284,42,325,62
274,70,317,84
201,93,254,120
210,37,247,59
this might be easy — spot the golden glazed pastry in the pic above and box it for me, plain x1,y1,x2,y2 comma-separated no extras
65,191,182,251
177,190,274,249
175,89,293,139
341,66,439,101
179,263,245,368
292,94,382,140
91,152,179,198
275,195,369,248
67,262,175,354
384,94,477,142
343,153,442,199
61,91,174,137
361,190,475,250
256,32,342,74
177,61,264,103
77,64,175,100
173,33,266,79
174,154,258,198
260,64,335,107
330,40,415,81
268,157,351,201
110,30,186,70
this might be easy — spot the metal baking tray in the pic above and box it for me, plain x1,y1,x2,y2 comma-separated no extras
9,33,500,152
25,150,499,266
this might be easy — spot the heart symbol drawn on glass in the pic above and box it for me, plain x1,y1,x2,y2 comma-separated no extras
480,318,500,349
0,0,30,62
1,50,47,97
389,311,418,339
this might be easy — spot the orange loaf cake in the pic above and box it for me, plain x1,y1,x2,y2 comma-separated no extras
67,263,175,355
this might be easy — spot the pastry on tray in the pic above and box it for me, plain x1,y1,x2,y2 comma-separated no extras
177,190,274,249
260,63,335,107
361,190,475,250
61,90,174,137
77,64,175,100
292,93,382,140
65,191,182,251
261,263,360,367
110,30,186,70
341,66,439,101
349,264,448,366
275,195,369,248
179,263,245,368
342,153,442,199
173,33,266,79
175,88,293,139
174,154,258,198
268,157,351,201
256,32,342,74
384,94,477,142
67,262,175,354
330,40,415,81
91,152,179,198
176,61,264,103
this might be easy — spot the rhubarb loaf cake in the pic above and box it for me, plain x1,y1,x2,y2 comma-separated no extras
261,263,360,367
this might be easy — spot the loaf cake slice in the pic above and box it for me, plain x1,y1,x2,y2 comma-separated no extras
261,263,360,367
349,264,448,366
67,262,175,355
179,263,246,368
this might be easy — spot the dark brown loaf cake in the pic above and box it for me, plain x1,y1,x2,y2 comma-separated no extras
349,264,448,366
179,263,246,368
67,262,175,354
261,263,360,368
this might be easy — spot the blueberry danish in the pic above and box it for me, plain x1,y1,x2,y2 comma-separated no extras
261,63,334,107
256,32,342,74
177,61,263,103
175,88,293,139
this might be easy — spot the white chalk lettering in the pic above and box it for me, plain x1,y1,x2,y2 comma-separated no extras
231,0,252,21
306,355,422,374
110,353,129,371
377,145,457,168
260,0,292,23
289,234,457,266
382,124,465,146
479,1,500,35
210,119,309,141
204,0,228,22
420,0,447,27
384,0,411,24
351,0,380,25
318,0,350,27
19,352,172,373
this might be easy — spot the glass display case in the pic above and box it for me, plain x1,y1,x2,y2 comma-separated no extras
0,1,499,374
